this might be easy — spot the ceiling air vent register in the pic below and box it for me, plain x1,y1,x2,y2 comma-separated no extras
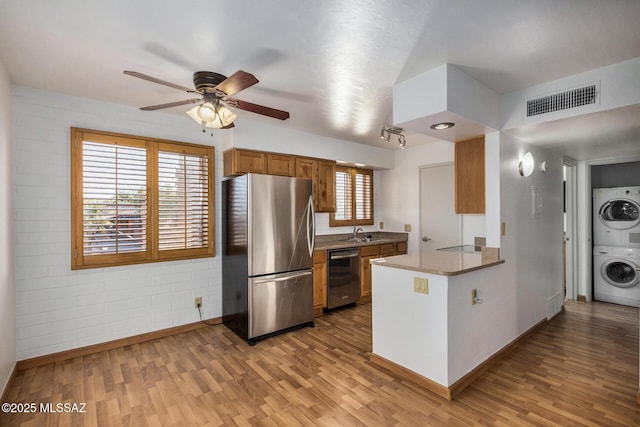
526,83,598,117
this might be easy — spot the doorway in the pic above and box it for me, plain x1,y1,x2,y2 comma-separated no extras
419,163,461,254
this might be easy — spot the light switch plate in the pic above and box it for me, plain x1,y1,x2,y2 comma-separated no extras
413,277,429,294
404,224,411,232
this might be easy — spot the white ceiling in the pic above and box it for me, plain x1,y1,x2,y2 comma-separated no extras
1,0,639,159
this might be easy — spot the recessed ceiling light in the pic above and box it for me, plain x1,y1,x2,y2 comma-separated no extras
429,122,455,130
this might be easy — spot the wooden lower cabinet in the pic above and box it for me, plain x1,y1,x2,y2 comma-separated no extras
359,241,408,302
312,251,327,316
379,243,396,256
360,245,379,301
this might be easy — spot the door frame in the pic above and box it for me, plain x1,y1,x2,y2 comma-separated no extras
563,158,578,301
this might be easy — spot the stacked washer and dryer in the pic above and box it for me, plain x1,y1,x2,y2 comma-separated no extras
593,186,640,307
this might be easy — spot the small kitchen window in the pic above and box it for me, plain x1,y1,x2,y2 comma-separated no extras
70,128,215,269
330,166,374,227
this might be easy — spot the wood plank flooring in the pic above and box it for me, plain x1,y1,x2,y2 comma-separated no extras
1,301,639,426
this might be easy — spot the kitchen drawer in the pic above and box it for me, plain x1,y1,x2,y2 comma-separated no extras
360,245,379,257
379,243,396,256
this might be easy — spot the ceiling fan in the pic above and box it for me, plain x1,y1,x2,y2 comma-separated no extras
123,70,290,131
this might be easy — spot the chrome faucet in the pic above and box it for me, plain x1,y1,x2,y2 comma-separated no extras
353,226,364,240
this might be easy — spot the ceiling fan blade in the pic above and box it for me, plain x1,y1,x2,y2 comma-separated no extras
139,98,201,111
226,98,290,120
124,70,193,92
214,70,259,97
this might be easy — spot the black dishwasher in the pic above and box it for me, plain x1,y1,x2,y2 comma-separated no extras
326,248,361,310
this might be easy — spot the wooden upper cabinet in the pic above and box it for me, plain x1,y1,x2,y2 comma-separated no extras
315,160,336,212
267,153,295,177
223,149,266,176
454,135,485,214
223,149,336,212
295,157,316,180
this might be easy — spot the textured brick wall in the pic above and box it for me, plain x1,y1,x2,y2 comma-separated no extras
13,87,224,360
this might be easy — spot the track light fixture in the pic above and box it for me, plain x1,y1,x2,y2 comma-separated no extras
380,126,406,149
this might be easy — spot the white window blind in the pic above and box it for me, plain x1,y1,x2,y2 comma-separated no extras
334,168,353,222
355,170,372,222
82,141,147,256
158,151,210,250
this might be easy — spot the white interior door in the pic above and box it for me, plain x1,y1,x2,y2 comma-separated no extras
419,163,461,253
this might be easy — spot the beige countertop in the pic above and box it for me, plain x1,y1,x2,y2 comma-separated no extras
370,251,504,276
314,232,408,251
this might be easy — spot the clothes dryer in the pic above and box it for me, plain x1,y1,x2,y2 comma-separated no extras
593,187,640,247
593,245,640,307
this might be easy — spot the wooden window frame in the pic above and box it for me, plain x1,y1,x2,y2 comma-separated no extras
329,166,374,227
71,128,215,270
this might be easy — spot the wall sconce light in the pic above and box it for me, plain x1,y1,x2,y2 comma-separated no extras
519,152,535,177
380,126,407,148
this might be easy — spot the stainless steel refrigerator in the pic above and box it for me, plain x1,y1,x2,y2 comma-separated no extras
222,174,316,345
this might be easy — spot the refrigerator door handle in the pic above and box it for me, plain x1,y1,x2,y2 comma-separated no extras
253,270,313,284
307,195,315,256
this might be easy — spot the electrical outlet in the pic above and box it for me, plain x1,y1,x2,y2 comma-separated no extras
413,277,429,294
472,289,483,305
379,221,384,229
195,297,202,309
404,224,411,232
501,222,506,236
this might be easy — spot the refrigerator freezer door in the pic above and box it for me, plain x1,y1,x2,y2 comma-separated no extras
248,270,314,339
248,174,314,276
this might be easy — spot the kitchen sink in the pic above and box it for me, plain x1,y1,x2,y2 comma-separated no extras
344,236,387,243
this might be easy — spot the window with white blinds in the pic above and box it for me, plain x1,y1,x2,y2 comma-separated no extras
71,128,214,269
334,168,353,222
330,166,374,227
81,141,148,256
157,146,210,254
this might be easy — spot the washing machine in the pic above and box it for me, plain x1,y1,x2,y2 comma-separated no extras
593,245,640,307
593,187,640,247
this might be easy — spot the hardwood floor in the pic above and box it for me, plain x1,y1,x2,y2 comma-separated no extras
1,301,639,426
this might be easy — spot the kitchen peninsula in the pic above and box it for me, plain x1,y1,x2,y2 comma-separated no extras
370,249,514,400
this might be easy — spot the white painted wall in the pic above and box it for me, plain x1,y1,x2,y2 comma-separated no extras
379,141,455,254
498,133,565,328
0,61,16,393
380,133,501,254
373,132,564,387
233,118,394,169
501,57,640,130
371,264,449,385
12,86,387,360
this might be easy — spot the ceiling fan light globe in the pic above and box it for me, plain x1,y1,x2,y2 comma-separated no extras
197,103,217,122
217,106,237,127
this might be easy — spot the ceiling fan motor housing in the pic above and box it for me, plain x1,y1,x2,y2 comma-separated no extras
193,71,227,93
